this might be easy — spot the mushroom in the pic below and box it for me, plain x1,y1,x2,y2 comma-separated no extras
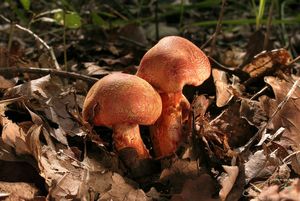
136,36,211,158
82,73,162,159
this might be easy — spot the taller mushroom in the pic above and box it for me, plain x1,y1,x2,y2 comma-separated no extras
136,36,211,158
82,73,162,159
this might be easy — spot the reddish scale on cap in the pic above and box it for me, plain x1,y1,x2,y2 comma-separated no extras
136,36,211,158
82,73,162,158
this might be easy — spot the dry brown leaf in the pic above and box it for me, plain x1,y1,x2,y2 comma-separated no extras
1,117,31,155
200,102,254,158
260,76,300,152
89,171,149,201
256,185,280,201
253,179,300,201
80,62,111,76
0,182,40,200
244,150,278,183
212,69,233,107
171,174,220,201
5,75,83,145
220,47,245,67
242,49,291,78
0,75,16,89
240,98,268,128
219,165,239,201
279,179,300,201
100,53,134,66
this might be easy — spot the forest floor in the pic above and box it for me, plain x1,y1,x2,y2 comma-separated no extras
0,1,300,200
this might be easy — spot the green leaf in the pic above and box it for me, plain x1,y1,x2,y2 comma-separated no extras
91,12,109,29
54,11,81,29
65,12,81,29
20,0,30,10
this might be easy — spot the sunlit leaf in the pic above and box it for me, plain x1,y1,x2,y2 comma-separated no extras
65,12,81,29
20,0,30,10
54,11,81,29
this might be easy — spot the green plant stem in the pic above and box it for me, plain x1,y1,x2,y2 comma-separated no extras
7,22,14,52
263,0,274,50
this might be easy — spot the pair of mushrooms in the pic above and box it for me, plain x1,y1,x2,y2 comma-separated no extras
82,36,211,159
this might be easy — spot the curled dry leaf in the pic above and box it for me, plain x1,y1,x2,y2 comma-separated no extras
244,149,279,183
198,102,254,159
5,75,83,145
212,69,233,107
1,118,31,155
80,62,111,76
219,165,239,201
259,75,300,175
242,49,291,78
260,76,300,150
0,182,40,200
89,171,149,201
0,75,16,89
240,98,268,128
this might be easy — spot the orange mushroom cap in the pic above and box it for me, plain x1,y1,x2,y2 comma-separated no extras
82,73,162,127
137,36,211,93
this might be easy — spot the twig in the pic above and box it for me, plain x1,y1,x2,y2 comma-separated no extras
283,150,300,164
0,15,61,70
250,85,269,100
0,67,100,84
287,55,300,66
209,0,226,56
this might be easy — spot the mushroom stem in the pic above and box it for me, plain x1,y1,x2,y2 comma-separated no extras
113,123,150,159
150,92,190,158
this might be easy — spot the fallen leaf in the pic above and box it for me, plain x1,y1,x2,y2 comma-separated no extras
260,76,300,152
242,49,291,78
0,75,16,89
5,75,84,145
219,165,239,201
212,69,233,107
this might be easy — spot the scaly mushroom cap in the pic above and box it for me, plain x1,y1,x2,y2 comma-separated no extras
137,36,211,92
82,73,162,126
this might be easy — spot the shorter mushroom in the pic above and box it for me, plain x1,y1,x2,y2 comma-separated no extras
82,73,162,159
137,36,211,158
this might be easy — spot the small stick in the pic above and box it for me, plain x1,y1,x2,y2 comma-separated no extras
0,15,61,71
0,67,100,84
